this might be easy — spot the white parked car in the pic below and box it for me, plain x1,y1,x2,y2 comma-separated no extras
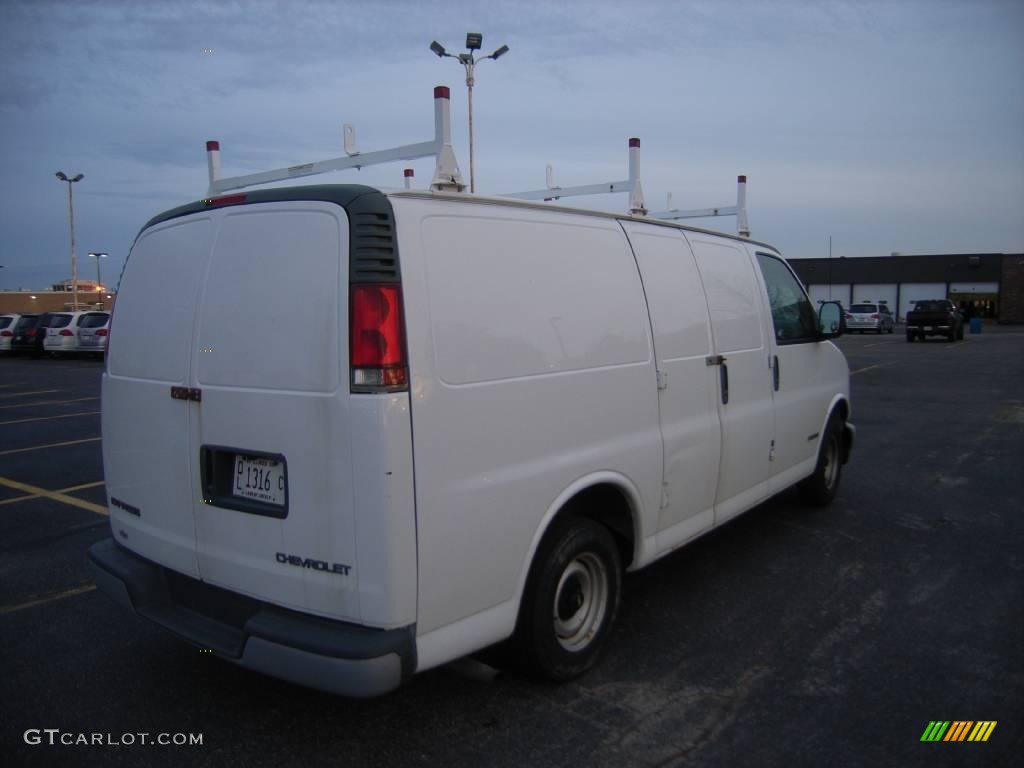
76,311,111,356
0,313,20,352
43,311,85,355
91,184,854,698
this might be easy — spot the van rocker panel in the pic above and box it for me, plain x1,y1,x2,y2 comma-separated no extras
88,538,415,698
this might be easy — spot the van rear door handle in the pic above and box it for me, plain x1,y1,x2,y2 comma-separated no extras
720,364,729,405
773,355,780,391
170,386,202,402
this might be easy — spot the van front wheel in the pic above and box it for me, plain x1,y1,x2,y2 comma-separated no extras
515,518,621,682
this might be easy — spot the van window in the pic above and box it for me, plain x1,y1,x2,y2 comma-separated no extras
756,253,818,343
0,317,12,330
690,239,763,353
49,315,73,328
849,304,877,313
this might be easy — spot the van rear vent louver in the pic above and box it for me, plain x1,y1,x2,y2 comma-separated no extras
348,193,401,283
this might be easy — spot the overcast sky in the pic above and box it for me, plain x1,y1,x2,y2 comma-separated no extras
1,0,1022,290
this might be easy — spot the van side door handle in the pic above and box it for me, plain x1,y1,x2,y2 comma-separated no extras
170,386,202,402
720,364,729,405
773,355,780,391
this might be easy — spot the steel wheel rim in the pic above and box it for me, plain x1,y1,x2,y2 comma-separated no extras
553,552,608,652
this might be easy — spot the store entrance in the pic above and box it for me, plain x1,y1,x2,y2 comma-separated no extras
949,292,999,322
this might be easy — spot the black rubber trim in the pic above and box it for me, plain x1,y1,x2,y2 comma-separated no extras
138,184,401,287
88,538,416,679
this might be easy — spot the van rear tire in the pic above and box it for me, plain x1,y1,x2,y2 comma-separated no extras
514,517,621,682
799,413,843,507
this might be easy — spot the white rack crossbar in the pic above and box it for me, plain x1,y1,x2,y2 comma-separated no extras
502,138,647,215
205,86,464,197
651,175,750,237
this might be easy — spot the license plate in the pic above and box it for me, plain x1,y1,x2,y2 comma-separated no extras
924,326,933,331
233,455,286,506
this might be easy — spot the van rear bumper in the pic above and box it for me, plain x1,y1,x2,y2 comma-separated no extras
88,538,415,698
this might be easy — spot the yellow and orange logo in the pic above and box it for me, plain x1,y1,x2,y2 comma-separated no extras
920,721,997,742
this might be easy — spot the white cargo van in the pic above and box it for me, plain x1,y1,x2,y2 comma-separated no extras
90,184,853,697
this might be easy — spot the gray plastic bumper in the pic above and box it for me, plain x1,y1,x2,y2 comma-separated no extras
88,538,415,698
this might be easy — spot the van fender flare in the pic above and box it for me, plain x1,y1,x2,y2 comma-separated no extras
511,472,644,617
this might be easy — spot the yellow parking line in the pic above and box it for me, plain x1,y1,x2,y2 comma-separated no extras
0,396,99,410
0,437,101,456
0,389,60,399
0,479,106,507
0,476,108,515
0,410,100,426
0,583,97,615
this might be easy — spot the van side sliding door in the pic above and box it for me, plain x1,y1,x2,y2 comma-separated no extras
686,234,775,524
620,222,720,550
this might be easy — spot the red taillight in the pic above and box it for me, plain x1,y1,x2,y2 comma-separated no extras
844,314,853,320
96,328,108,336
26,329,36,337
870,314,880,319
350,284,407,390
60,329,73,336
0,330,11,337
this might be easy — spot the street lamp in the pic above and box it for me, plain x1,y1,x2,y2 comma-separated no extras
55,171,84,309
430,33,509,193
88,252,108,307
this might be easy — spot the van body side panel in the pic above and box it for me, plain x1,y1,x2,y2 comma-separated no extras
103,217,214,577
619,222,720,549
394,199,661,637
686,234,774,523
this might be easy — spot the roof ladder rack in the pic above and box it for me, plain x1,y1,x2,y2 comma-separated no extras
650,175,750,238
502,138,647,216
204,86,465,197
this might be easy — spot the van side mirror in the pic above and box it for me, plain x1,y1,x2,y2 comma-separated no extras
818,301,844,339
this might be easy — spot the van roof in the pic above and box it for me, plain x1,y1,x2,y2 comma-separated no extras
140,183,779,253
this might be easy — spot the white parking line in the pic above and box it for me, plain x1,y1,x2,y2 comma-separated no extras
850,361,900,376
0,396,99,411
0,389,60,399
0,411,100,426
0,437,101,456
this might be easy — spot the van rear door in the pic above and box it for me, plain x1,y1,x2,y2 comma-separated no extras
104,217,214,577
188,203,362,623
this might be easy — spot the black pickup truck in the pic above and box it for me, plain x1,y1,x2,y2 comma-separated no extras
906,299,963,342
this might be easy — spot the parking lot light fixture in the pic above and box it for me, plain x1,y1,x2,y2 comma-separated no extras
89,252,108,306
55,170,85,310
429,33,509,193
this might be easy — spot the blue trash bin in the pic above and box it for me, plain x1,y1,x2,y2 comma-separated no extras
969,317,983,334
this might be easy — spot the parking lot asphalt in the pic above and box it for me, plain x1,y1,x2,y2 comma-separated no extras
1,329,1022,768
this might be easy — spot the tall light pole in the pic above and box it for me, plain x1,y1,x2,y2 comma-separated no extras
430,33,509,193
56,171,84,309
88,252,108,307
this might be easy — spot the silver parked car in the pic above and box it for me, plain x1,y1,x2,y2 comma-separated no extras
844,302,894,334
76,311,111,356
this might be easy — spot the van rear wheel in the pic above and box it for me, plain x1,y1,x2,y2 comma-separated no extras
515,517,621,682
799,413,843,506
